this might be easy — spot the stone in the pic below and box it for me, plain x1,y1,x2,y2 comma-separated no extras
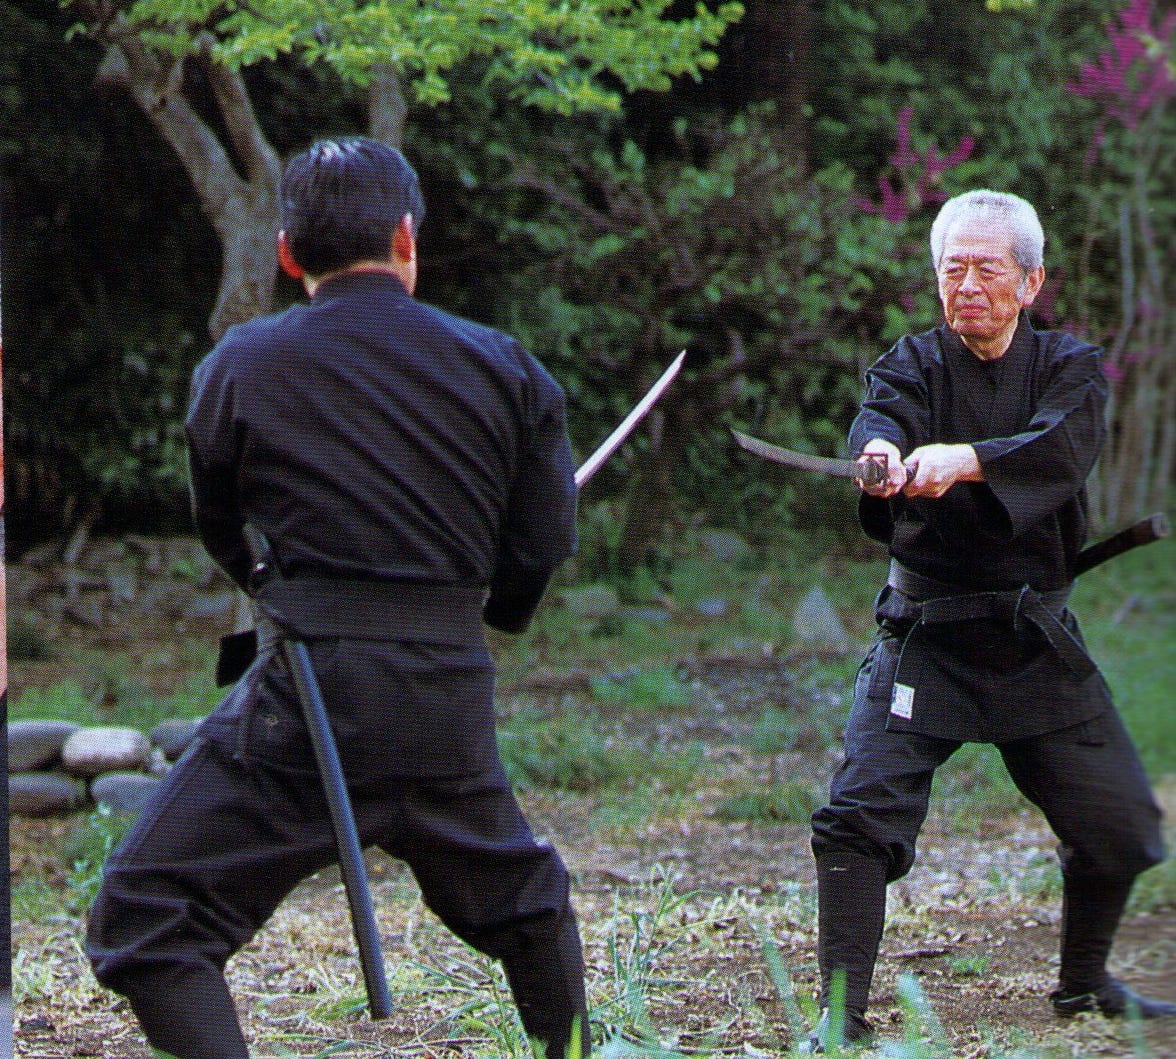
699,529,752,564
8,720,82,773
792,585,852,651
561,584,620,620
105,566,140,603
182,590,239,622
9,772,89,816
91,772,164,814
616,605,673,626
695,598,731,619
61,726,152,778
150,718,205,760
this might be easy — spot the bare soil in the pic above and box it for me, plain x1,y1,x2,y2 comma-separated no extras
11,651,1176,1058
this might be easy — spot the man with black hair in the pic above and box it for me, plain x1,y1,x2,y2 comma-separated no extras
86,137,590,1059
803,189,1172,1052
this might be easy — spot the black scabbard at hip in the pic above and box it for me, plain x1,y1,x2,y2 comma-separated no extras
240,524,393,1021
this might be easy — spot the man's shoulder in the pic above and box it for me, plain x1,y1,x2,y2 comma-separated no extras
415,299,565,395
1027,322,1102,360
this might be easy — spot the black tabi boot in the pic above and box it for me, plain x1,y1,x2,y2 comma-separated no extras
1050,872,1176,1020
801,850,889,1052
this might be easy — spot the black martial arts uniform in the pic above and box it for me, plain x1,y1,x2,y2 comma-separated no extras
809,313,1165,1026
85,271,589,1059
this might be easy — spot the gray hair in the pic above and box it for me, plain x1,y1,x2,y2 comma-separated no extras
929,189,1044,273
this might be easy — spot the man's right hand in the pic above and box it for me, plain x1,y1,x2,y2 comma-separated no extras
857,439,906,498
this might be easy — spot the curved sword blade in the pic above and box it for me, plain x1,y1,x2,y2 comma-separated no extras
731,428,886,487
575,350,687,489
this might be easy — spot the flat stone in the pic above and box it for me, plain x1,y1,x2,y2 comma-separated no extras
10,772,89,816
561,584,620,619
699,529,752,564
8,720,82,773
61,726,152,778
617,605,673,626
792,585,852,651
150,718,205,760
182,590,238,622
91,772,163,814
695,597,731,619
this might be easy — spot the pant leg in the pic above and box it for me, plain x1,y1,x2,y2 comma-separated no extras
998,709,1165,991
385,772,589,1058
809,644,959,1016
86,736,343,1059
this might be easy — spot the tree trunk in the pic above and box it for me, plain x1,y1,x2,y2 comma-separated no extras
368,64,408,149
743,0,811,161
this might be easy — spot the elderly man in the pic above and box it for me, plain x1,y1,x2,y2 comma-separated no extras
804,189,1173,1051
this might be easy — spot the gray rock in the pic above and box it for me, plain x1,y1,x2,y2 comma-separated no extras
150,718,204,760
8,720,82,773
63,597,106,629
91,772,163,814
699,529,752,564
105,566,140,603
561,584,620,620
616,605,673,626
182,590,239,622
80,539,129,570
10,772,89,816
61,726,152,778
695,598,731,619
792,585,852,651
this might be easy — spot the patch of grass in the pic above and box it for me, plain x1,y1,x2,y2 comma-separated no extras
716,780,824,825
933,743,1026,824
62,804,139,911
498,708,706,793
11,662,220,731
11,878,67,923
1070,536,1176,778
9,679,96,724
590,666,693,709
947,953,990,977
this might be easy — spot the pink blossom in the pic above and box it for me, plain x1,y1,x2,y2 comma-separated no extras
1069,0,1175,137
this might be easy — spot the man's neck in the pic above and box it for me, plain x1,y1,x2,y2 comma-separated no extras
304,261,412,298
958,318,1021,361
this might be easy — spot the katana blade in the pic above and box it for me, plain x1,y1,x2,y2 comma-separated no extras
575,350,687,489
731,428,888,487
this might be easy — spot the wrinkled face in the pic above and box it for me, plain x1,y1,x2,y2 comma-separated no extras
937,219,1042,354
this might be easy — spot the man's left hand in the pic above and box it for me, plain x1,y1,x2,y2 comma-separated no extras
902,443,984,498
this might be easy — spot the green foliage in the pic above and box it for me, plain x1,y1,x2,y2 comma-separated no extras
62,804,138,911
590,666,692,710
98,0,743,114
716,780,824,825
497,707,704,793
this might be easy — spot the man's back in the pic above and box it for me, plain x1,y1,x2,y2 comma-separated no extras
186,270,576,592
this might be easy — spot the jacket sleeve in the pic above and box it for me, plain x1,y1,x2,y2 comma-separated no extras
847,336,933,459
972,339,1107,538
184,345,253,590
483,357,578,634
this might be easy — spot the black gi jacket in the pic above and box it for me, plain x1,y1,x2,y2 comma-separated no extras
185,271,577,776
849,313,1112,742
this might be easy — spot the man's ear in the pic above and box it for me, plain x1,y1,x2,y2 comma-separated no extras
277,230,304,280
1020,264,1045,306
392,214,416,263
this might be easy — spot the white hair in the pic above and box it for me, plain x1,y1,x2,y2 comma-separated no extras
929,189,1044,273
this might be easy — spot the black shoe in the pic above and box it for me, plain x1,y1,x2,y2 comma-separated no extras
798,1008,874,1053
1051,978,1176,1020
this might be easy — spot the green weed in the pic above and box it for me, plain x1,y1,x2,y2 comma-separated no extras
590,666,692,709
62,804,138,911
716,780,824,825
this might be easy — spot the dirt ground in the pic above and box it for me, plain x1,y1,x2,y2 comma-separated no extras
10,654,1176,1058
